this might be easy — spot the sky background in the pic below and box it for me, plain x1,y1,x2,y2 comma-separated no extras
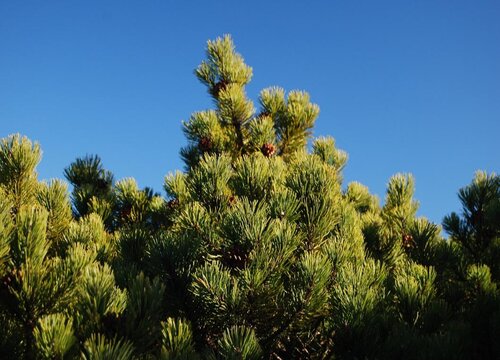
1,1,499,227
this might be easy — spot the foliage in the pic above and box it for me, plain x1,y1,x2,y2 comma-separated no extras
0,35,498,359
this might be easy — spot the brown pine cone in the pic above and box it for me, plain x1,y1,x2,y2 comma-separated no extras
1,274,13,288
1,268,22,288
213,80,228,97
120,204,132,219
167,198,180,210
402,234,414,248
224,245,248,269
198,136,212,152
258,110,271,119
261,143,276,157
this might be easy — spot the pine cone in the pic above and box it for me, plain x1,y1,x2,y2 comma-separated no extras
402,234,414,248
1,274,13,288
0,269,22,314
212,80,228,97
120,204,132,219
228,195,237,206
198,136,213,152
167,198,180,210
258,110,271,119
224,245,248,269
1,268,22,289
261,143,276,157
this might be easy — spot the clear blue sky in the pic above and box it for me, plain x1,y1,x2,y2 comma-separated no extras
1,1,499,226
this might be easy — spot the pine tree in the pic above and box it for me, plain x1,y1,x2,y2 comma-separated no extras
0,35,498,359
154,35,469,359
442,172,500,359
443,171,500,276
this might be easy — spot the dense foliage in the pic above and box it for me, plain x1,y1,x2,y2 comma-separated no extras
1,35,499,359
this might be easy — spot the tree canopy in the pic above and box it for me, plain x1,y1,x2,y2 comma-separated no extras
0,35,498,360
